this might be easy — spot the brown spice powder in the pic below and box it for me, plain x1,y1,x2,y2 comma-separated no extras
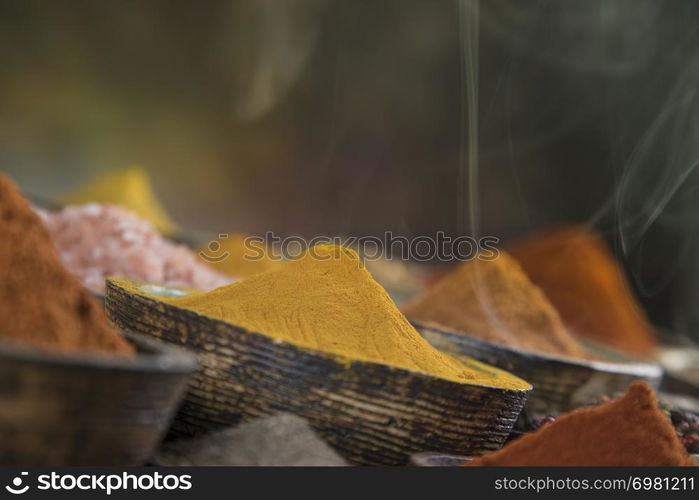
510,226,657,358
402,252,589,359
0,174,134,356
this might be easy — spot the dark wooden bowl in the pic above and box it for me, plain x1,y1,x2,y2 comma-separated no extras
0,332,196,465
105,278,532,466
412,321,662,419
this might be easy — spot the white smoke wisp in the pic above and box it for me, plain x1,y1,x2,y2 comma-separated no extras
219,0,328,120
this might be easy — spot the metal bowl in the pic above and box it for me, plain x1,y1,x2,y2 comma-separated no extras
659,346,699,398
0,332,197,465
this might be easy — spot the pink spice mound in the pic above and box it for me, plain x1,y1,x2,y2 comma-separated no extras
38,203,234,294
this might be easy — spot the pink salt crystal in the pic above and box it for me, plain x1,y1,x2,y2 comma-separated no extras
38,204,234,294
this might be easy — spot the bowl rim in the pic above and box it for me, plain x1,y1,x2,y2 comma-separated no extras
411,319,663,378
0,330,198,374
106,278,533,393
659,346,699,378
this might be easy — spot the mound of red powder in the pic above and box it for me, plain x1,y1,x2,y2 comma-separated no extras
0,175,134,356
470,382,694,466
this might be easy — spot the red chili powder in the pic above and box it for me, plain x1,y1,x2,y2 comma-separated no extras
469,382,695,466
0,174,134,356
509,226,657,358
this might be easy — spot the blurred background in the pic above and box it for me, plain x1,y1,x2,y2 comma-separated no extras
2,0,699,341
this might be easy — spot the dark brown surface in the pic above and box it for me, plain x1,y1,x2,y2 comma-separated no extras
0,332,196,465
105,278,530,465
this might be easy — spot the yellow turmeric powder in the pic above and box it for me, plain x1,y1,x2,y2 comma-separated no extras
150,245,528,388
62,166,179,235
198,233,283,278
402,252,590,359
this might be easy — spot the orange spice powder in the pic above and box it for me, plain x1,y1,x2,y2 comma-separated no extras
510,226,657,358
402,252,589,359
469,382,694,466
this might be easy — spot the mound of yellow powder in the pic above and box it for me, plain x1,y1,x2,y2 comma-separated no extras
62,166,179,235
198,234,283,278
162,245,527,388
402,252,589,359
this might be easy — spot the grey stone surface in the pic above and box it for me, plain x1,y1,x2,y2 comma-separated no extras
156,414,348,466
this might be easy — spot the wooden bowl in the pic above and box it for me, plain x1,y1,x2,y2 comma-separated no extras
411,321,662,419
0,332,196,465
105,278,532,466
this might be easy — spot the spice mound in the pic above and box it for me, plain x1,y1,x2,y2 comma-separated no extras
39,203,234,295
61,166,179,235
510,226,657,358
0,174,134,357
469,382,695,466
198,233,283,278
158,245,527,387
402,252,589,359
